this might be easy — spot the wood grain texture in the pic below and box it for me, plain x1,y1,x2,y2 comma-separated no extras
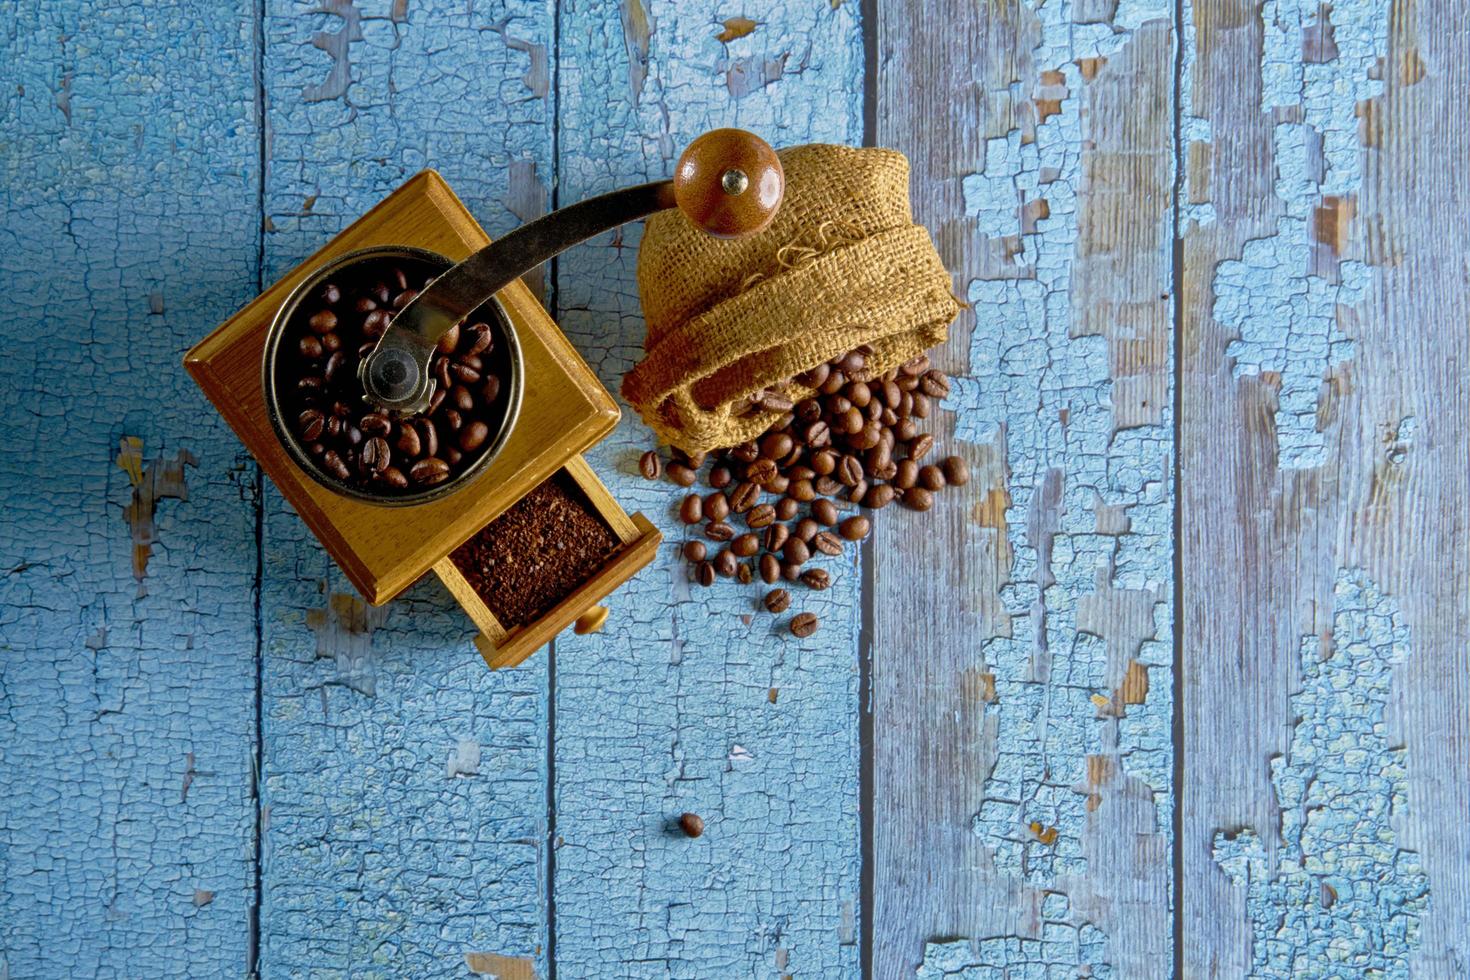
548,1,867,975
256,2,557,976
873,1,1176,976
0,2,261,976
1182,0,1470,973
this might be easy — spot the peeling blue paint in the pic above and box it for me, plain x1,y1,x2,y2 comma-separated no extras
916,892,1111,979
1212,568,1429,977
1212,0,1386,469
550,1,865,976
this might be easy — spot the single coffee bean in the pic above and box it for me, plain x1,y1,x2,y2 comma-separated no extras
680,812,705,838
321,331,342,353
299,334,324,359
789,479,816,503
392,288,417,310
297,375,324,395
322,450,350,480
443,446,463,466
683,540,707,562
450,362,481,384
705,521,735,542
668,462,697,487
747,503,777,529
911,393,932,419
359,413,391,436
909,433,935,461
764,589,791,613
796,363,830,388
759,552,781,584
410,457,451,485
864,483,896,509
776,497,801,521
298,408,326,441
810,449,837,476
362,309,391,337
435,323,460,354
763,523,790,552
802,419,831,448
792,518,818,542
941,455,970,486
704,492,731,522
729,442,759,464
639,450,662,480
323,349,345,383
732,533,760,558
457,353,484,374
853,422,883,450
395,425,422,458
416,419,439,458
745,457,778,486
389,267,410,290
901,354,930,376
758,390,794,413
812,498,838,525
790,612,820,638
308,310,337,334
838,515,871,540
801,568,831,590
708,465,733,489
896,417,920,441
714,549,738,577
380,466,408,489
679,495,704,524
821,370,846,396
319,282,342,305
441,408,463,433
783,537,810,565
354,295,379,314
459,420,490,452
761,432,793,460
428,387,447,415
360,436,390,474
847,380,872,408
448,384,473,412
837,455,863,486
786,465,816,483
325,415,343,439
737,562,754,584
920,369,950,398
918,464,946,491
481,375,501,403
462,322,493,356
695,561,716,587
812,530,843,556
767,473,791,495
895,459,919,489
901,486,934,511
813,475,843,497
782,562,802,582
839,349,866,375
729,481,759,513
846,478,868,504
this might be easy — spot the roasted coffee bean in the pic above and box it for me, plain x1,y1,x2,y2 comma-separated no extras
911,393,932,419
801,568,831,590
729,442,759,464
908,433,935,462
764,589,791,613
919,369,950,398
763,523,790,553
941,455,970,486
380,466,408,489
481,375,501,403
319,282,342,305
839,349,866,375
757,389,794,413
298,408,326,441
847,380,872,408
359,413,391,436
297,374,324,394
793,518,819,542
442,408,463,433
745,503,775,529
680,812,705,838
812,530,843,557
435,323,460,354
788,479,816,503
708,465,733,489
790,612,820,638
802,420,831,448
900,354,930,376
836,455,863,487
895,417,920,441
410,457,451,485
395,425,422,458
796,363,830,389
895,459,919,489
918,464,946,491
853,422,882,450
360,436,390,474
864,483,896,509
457,353,484,374
450,362,481,384
785,465,816,483
839,515,871,540
639,450,662,480
462,322,493,356
732,533,760,558
668,462,697,487
308,310,338,334
459,420,490,452
321,331,342,353
783,537,810,565
761,432,793,460
745,457,778,486
683,540,707,562
705,521,735,542
737,562,754,584
846,479,868,504
362,308,392,337
307,442,325,456
354,295,379,314
812,498,838,526
299,334,324,359
782,562,802,582
813,475,843,497
776,497,801,522
714,549,738,577
323,349,345,383
447,384,474,412
767,473,791,495
435,356,452,391
820,369,846,395
695,561,716,587
679,495,704,524
325,415,343,439
871,459,898,482
810,449,837,476
704,492,731,522
901,486,934,511
392,289,417,310
729,481,759,513
322,450,351,480
443,446,463,466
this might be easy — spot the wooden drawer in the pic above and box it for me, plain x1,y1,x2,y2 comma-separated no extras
434,454,661,669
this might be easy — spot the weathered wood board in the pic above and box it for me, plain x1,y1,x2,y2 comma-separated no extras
548,1,867,976
254,2,554,977
0,2,261,975
872,1,1177,976
1181,0,1470,974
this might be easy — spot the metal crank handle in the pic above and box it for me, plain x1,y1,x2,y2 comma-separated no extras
360,128,785,416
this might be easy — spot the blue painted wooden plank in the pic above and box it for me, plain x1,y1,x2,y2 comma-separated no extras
550,2,866,976
256,2,555,977
0,2,261,976
873,1,1177,975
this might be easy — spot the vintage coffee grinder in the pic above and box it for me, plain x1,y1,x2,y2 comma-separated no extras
186,130,784,669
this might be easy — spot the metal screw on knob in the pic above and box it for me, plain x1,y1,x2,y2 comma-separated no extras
721,168,749,195
362,347,423,405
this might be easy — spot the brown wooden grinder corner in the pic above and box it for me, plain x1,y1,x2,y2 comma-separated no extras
184,130,783,669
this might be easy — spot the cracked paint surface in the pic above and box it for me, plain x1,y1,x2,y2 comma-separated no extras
258,1,553,975
1212,569,1429,977
917,892,1110,978
1212,0,1386,469
551,1,864,975
953,0,1174,972
0,2,260,975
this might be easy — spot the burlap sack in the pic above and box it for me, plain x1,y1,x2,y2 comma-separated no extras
622,143,961,454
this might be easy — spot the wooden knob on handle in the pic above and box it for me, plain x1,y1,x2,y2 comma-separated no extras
673,129,784,239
